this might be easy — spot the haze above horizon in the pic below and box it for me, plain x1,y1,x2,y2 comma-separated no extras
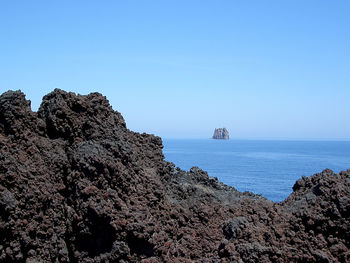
0,1,349,140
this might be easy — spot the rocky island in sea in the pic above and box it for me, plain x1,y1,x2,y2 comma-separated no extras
0,89,349,262
213,127,229,139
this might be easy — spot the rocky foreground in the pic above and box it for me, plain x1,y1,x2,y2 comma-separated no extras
0,89,349,263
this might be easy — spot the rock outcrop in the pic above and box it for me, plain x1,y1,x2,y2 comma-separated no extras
0,89,349,262
213,128,229,140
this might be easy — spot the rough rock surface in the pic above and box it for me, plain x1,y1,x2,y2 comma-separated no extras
212,128,229,140
0,89,349,262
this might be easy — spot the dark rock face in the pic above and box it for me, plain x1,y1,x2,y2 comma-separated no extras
213,128,229,140
0,89,349,262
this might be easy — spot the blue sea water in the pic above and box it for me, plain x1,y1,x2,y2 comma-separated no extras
162,139,350,202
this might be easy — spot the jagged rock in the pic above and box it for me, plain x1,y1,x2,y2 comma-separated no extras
0,89,349,262
213,128,229,140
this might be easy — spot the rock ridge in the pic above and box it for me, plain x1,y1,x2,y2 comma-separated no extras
0,89,349,262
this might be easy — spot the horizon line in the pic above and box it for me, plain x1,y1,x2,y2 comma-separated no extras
160,137,350,141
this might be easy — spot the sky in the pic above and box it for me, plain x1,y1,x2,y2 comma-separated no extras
0,1,349,139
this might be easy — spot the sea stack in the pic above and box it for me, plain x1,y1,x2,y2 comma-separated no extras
212,127,229,139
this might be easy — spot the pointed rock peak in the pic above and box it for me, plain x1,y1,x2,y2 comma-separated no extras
0,90,39,137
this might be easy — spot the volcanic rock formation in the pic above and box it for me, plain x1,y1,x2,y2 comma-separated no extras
213,128,229,140
0,89,349,262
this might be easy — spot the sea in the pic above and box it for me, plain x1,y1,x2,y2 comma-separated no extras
162,139,350,202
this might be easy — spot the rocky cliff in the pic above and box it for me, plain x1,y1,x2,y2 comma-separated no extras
0,89,349,262
213,128,229,140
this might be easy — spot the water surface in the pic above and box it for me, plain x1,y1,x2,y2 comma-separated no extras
163,139,350,202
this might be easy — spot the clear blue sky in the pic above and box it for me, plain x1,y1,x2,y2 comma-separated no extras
0,1,349,139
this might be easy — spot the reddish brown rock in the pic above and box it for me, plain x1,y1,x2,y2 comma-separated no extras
0,89,349,262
